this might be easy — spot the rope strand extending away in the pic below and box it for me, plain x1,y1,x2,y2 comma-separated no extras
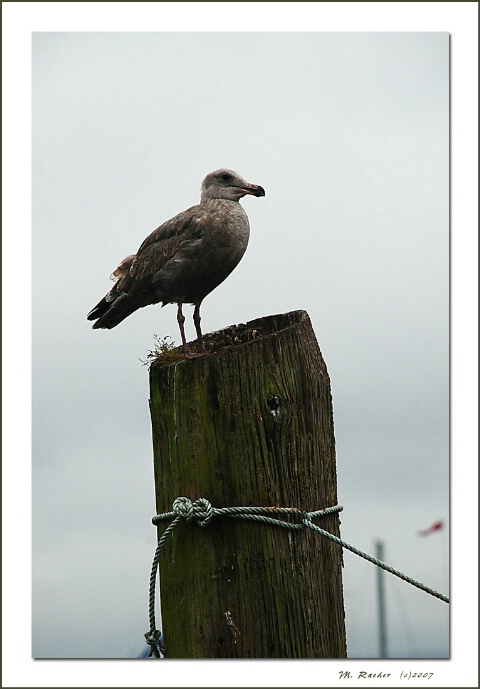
144,496,449,657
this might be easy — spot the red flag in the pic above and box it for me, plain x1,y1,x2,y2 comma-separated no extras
418,520,444,536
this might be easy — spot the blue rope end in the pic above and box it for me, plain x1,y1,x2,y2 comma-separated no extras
144,629,165,658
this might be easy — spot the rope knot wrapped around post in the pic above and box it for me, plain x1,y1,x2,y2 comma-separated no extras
145,497,449,657
301,511,312,526
173,496,213,527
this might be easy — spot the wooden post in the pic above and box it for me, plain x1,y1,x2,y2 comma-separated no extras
148,310,347,658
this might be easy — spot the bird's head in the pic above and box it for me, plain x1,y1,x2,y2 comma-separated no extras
201,169,265,202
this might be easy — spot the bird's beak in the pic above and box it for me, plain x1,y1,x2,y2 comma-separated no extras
243,183,266,197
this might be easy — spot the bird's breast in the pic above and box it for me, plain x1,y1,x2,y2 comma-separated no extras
158,201,251,304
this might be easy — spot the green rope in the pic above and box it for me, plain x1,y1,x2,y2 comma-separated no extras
144,496,449,657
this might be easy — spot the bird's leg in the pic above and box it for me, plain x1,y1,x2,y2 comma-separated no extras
193,303,205,353
177,304,189,355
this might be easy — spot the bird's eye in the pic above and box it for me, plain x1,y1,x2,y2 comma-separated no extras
221,173,232,181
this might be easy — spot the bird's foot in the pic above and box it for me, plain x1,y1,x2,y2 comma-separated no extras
181,349,207,359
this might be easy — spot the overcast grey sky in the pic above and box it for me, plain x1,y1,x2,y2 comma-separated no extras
32,27,450,657
3,3,479,688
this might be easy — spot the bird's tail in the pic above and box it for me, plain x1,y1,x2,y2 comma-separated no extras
87,293,133,329
87,297,111,322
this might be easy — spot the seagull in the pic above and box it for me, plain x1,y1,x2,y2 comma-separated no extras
87,169,265,355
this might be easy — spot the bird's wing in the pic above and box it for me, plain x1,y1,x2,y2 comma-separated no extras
130,204,205,282
110,254,135,281
88,204,210,326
